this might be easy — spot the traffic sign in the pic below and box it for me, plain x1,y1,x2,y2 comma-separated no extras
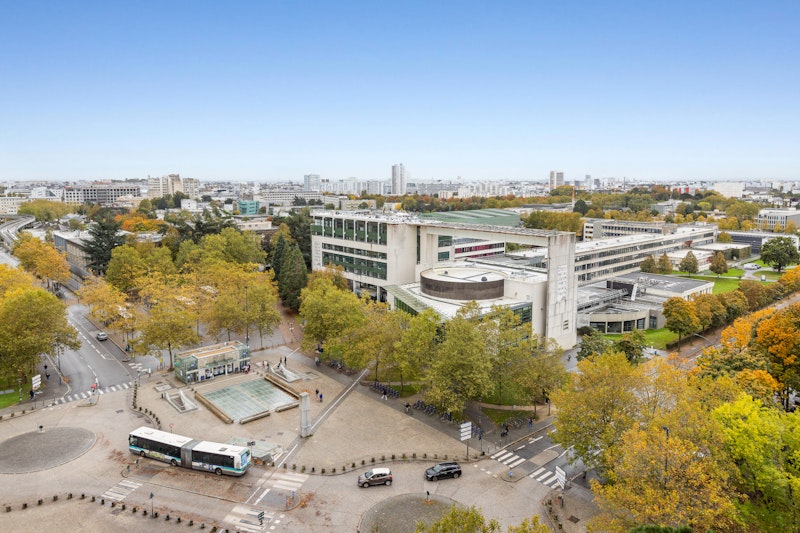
32,374,42,391
459,421,472,442
554,466,566,489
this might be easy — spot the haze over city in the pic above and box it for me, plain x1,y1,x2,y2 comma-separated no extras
1,1,798,182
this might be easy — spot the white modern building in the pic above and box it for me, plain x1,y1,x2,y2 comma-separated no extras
392,164,407,196
146,174,200,199
304,174,321,192
549,171,564,191
756,209,800,232
310,211,577,348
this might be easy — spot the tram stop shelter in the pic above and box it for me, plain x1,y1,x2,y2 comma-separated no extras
174,341,251,385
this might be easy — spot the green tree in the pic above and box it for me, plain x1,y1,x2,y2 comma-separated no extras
425,302,493,415
613,329,647,364
339,299,409,380
245,274,282,349
678,251,699,274
662,297,700,343
709,251,729,276
392,308,440,391
17,199,73,221
480,306,531,402
271,233,287,279
511,337,568,417
657,253,673,275
578,329,612,360
299,276,363,352
83,216,125,274
278,243,307,312
415,505,502,533
760,236,800,273
573,199,589,215
137,300,199,370
640,255,657,273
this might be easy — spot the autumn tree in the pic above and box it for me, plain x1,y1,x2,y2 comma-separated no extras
0,286,80,380
657,253,673,275
105,244,147,294
136,299,199,369
415,504,501,533
77,276,130,328
663,297,700,343
717,231,732,243
678,251,699,274
511,337,568,416
613,329,648,364
551,352,642,472
12,233,70,290
244,273,281,349
17,199,73,221
760,236,800,273
640,255,657,273
753,304,800,410
338,299,409,380
709,251,729,276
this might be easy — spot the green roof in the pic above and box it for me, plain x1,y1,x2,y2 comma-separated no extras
419,209,520,227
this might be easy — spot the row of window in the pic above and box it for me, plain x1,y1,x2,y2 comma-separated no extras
322,243,387,259
192,451,235,468
130,437,180,458
312,218,388,245
454,242,505,254
321,252,387,280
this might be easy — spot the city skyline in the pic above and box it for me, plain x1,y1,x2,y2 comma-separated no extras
1,1,798,182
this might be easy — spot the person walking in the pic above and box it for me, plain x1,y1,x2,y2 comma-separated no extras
319,393,323,403
315,389,319,401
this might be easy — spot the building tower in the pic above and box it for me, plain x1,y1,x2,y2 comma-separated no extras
392,164,407,196
304,174,321,192
549,171,564,191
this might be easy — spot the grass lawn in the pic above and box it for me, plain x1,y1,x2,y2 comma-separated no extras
481,407,539,426
680,274,741,294
604,328,678,350
0,390,20,409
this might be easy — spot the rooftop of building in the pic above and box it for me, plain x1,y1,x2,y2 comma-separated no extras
612,271,714,293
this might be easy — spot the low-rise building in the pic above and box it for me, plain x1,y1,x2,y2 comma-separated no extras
174,341,251,384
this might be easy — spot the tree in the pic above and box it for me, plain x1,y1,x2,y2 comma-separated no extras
278,243,307,312
17,199,73,221
613,329,648,364
678,251,699,274
415,504,501,533
573,199,589,215
338,299,409,380
425,302,493,415
662,297,700,343
271,233,287,279
299,276,363,352
551,352,641,473
392,308,440,391
0,287,80,379
105,245,147,293
83,216,125,274
137,300,199,370
760,236,800,273
785,220,798,235
709,251,729,276
657,253,673,275
76,276,131,332
639,255,657,273
578,329,612,360
245,274,282,349
717,231,733,243
511,337,568,416
12,233,70,289
480,306,531,402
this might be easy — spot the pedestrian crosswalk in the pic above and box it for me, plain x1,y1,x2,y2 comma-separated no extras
528,466,560,488
490,449,527,469
51,381,132,405
224,504,274,533
102,478,142,502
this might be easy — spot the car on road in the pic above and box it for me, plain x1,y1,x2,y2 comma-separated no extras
96,332,108,341
425,462,462,481
744,263,761,270
358,467,392,487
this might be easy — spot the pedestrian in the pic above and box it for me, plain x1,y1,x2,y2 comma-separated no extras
45,373,50,381
319,393,323,403
381,392,387,400
528,417,533,428
29,390,34,400
315,389,319,400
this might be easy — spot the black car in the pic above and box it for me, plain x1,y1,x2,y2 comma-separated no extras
425,462,462,481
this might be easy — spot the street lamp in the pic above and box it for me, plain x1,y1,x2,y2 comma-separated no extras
244,285,250,346
662,426,670,488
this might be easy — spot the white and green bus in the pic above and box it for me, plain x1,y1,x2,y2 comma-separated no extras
128,426,251,476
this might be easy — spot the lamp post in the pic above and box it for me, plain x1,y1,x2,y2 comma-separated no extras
244,285,250,347
662,426,670,488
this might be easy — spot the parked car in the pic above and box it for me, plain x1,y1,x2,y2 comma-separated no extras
96,332,108,341
425,462,462,481
358,467,392,487
745,263,761,270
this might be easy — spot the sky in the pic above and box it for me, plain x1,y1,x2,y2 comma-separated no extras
1,1,798,183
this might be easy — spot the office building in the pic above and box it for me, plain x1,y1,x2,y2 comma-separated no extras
392,164,407,196
549,171,564,191
304,174,321,192
756,209,800,232
146,174,199,199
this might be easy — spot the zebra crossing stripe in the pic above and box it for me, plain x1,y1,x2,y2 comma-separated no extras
530,467,546,478
536,471,553,482
542,474,559,485
493,451,513,461
508,457,526,468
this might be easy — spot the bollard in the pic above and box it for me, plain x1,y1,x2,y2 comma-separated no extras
101,499,105,505
22,503,27,509
91,496,95,502
38,499,43,506
53,495,58,502
68,493,73,500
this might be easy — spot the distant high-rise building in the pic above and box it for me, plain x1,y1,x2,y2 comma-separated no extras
146,174,199,199
392,164,407,196
304,174,321,192
549,171,564,191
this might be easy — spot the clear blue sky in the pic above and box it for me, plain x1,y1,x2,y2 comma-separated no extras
1,1,798,183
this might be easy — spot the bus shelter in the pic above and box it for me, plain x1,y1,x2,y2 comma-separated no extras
174,341,251,385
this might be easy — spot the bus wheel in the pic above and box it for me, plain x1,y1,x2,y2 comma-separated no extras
171,459,177,467
215,468,222,476
139,451,145,457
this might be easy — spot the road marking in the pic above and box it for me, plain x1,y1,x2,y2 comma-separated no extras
529,436,543,444
530,467,546,478
508,457,526,468
253,488,270,506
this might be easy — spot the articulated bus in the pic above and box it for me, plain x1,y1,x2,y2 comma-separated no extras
128,426,251,476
